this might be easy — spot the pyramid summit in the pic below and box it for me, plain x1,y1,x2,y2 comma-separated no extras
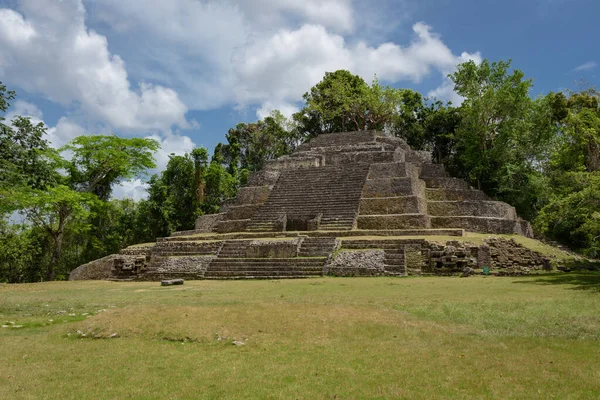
71,131,551,281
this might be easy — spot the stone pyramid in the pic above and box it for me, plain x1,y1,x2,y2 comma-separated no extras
196,130,532,236
71,131,550,282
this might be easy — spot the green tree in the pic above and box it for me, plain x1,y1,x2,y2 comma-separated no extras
448,59,555,218
221,111,298,177
535,88,600,255
294,70,405,136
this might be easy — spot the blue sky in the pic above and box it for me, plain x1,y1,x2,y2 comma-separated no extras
0,0,597,199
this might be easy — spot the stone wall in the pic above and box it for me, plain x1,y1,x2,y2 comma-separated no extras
141,255,215,280
485,238,551,274
325,250,387,277
245,239,299,258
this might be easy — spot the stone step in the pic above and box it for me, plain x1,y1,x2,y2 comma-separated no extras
341,239,425,249
207,267,323,273
362,177,417,198
422,177,472,190
203,275,320,280
427,200,517,219
431,216,521,235
359,196,426,215
210,258,326,264
425,189,490,201
419,163,448,178
357,214,430,230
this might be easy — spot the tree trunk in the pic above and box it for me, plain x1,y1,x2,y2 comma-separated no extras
48,232,63,281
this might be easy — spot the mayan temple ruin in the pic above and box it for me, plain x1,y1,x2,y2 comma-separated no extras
71,130,552,281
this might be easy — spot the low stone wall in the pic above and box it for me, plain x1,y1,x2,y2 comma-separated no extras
119,246,154,256
143,255,215,280
485,238,551,274
325,250,386,277
153,241,222,256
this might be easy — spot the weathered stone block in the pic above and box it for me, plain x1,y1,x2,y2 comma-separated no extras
357,214,430,230
247,170,280,186
266,156,320,170
194,213,225,232
431,216,519,234
225,204,262,220
362,178,416,197
422,177,472,190
419,163,448,178
235,186,271,205
405,150,431,164
427,201,517,219
425,189,490,201
368,162,409,179
245,240,298,258
359,196,425,215
325,250,386,277
214,219,250,234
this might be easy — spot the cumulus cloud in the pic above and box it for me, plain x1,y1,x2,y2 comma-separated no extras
88,1,479,117
0,0,189,132
235,22,481,114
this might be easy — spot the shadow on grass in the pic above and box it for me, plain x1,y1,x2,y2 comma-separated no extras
514,272,600,292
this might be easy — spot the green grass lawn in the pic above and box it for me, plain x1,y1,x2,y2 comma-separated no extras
1,275,599,399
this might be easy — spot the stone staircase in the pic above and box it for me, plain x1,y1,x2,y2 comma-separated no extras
297,237,338,257
246,163,370,232
203,258,326,279
203,238,328,279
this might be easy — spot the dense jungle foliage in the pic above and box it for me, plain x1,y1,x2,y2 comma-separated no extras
1,59,599,282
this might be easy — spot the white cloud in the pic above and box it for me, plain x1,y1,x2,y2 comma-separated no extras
573,61,597,72
427,51,482,104
233,0,354,33
5,100,43,122
46,118,87,148
0,0,189,132
257,101,300,120
235,22,481,112
112,179,149,201
427,79,463,104
87,1,479,117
